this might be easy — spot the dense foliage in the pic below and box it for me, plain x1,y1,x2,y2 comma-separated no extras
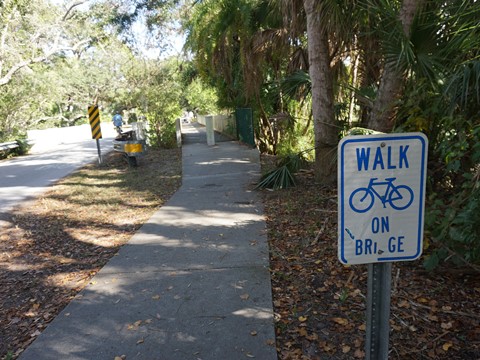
0,0,201,149
184,0,480,269
1,0,479,268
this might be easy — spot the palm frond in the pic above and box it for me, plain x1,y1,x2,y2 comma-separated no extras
255,165,296,190
281,70,311,101
255,152,306,190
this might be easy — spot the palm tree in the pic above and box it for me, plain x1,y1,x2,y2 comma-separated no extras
367,0,424,132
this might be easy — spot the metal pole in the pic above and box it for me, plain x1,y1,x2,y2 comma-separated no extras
96,139,102,164
366,262,392,360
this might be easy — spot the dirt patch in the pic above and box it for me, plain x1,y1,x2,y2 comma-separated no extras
261,159,480,360
0,149,181,359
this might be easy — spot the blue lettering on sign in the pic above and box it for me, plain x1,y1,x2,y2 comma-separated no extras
399,145,409,168
355,239,378,255
356,145,410,171
372,216,390,233
388,236,405,253
356,148,370,171
373,147,384,170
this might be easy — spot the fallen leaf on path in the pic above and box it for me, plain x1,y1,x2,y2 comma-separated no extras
240,293,249,300
266,339,275,346
127,320,142,330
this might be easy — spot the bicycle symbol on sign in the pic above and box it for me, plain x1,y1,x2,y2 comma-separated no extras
349,177,414,213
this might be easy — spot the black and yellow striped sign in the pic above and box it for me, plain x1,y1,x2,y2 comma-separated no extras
87,105,102,140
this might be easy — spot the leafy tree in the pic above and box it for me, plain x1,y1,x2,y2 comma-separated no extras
185,0,294,152
0,0,90,87
184,78,220,115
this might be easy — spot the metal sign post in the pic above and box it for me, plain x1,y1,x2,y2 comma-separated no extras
87,105,103,164
337,133,428,359
366,262,392,360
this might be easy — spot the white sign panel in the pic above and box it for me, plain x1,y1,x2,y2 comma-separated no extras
338,133,428,265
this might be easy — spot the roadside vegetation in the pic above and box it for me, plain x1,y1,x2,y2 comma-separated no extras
260,160,479,359
1,0,479,359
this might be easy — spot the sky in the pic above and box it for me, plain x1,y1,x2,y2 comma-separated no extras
50,0,185,59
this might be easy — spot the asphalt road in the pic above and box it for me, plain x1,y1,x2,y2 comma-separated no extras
0,123,116,224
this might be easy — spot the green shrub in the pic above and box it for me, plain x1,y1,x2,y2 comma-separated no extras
423,123,480,270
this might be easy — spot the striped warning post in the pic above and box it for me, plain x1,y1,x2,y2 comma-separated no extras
87,105,102,139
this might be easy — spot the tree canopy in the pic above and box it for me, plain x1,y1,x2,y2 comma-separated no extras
0,0,479,268
0,0,185,140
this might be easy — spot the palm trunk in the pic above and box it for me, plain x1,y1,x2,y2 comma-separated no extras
303,0,337,184
368,0,422,132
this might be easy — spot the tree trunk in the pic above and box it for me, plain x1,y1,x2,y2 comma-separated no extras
303,0,337,184
368,0,422,133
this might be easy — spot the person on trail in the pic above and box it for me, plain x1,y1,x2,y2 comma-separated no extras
112,112,123,135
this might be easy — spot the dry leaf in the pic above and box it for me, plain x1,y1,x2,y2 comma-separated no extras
441,322,453,330
240,293,250,300
331,317,349,326
127,320,142,330
298,328,308,337
354,349,365,358
298,316,307,322
266,339,275,346
442,342,453,351
250,331,257,336
342,345,351,353
152,295,161,300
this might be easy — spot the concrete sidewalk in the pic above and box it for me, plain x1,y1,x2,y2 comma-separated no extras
20,123,277,360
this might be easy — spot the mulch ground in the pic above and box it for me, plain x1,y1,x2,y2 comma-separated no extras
261,158,480,360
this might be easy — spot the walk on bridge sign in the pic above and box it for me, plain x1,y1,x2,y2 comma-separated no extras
338,133,428,265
